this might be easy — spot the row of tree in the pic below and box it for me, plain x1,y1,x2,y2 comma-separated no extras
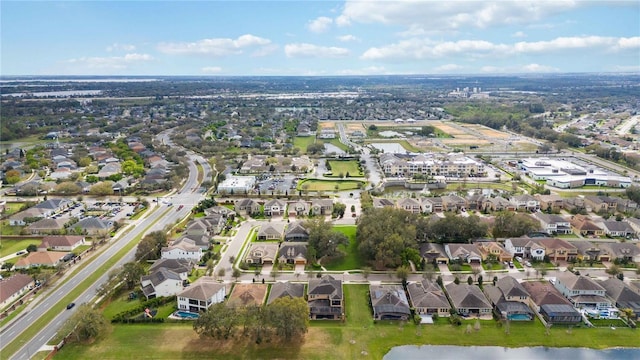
356,208,542,269
193,297,309,342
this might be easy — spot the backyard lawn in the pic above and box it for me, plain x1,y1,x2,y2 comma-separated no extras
326,160,363,177
57,284,640,360
294,136,317,154
0,238,42,258
297,179,365,192
323,226,363,271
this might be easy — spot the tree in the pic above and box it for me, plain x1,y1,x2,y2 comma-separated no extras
467,276,473,285
396,265,410,284
57,304,109,342
266,296,310,340
120,262,144,290
26,244,38,253
4,169,21,184
332,202,346,218
193,302,238,339
232,268,242,282
453,276,460,285
135,231,168,261
606,265,622,277
89,181,115,196
491,212,541,238
217,268,226,279
305,217,348,261
362,266,371,280
54,181,82,195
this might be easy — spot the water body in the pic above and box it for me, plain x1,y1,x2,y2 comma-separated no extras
384,345,640,360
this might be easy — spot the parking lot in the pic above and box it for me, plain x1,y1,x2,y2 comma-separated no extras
256,175,297,194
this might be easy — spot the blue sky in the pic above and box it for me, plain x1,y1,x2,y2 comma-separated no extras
1,1,639,76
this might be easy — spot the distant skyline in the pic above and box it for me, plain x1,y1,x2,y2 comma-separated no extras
1,1,639,76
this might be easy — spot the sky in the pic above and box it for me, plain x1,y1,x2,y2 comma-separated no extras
1,0,639,76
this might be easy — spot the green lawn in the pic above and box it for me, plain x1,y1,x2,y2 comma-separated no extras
323,138,349,151
101,294,147,321
323,226,363,271
56,284,640,360
482,262,505,271
0,221,25,235
0,238,41,258
2,202,25,216
297,179,365,192
326,160,363,178
294,136,317,153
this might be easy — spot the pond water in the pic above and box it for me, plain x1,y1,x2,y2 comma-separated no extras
383,345,640,360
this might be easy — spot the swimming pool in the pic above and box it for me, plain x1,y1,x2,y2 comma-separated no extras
173,311,199,319
508,314,532,321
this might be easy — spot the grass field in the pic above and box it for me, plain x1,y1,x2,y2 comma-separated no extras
297,179,365,192
2,202,25,216
323,226,363,271
0,238,42,258
0,220,24,236
326,160,363,177
56,284,640,360
294,136,317,153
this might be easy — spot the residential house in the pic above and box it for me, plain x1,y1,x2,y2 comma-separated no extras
563,197,586,213
504,237,546,261
228,283,268,307
14,251,67,269
533,213,572,235
372,198,395,209
554,272,610,310
264,199,287,217
570,215,605,237
445,243,482,263
204,205,236,218
308,275,343,320
287,200,310,217
267,281,305,305
245,243,278,265
311,199,333,216
597,278,640,319
140,268,183,300
177,277,225,313
600,242,640,263
420,243,449,265
536,238,578,262
625,218,640,237
234,199,261,216
599,221,634,238
148,258,193,279
510,194,540,211
475,241,512,262
535,194,564,212
485,276,533,321
445,283,492,317
161,239,203,261
40,235,85,251
257,223,285,241
441,194,467,212
32,199,72,217
572,241,612,262
482,196,514,212
25,218,67,234
407,280,451,318
540,303,583,325
369,285,411,321
465,193,485,211
583,196,617,213
614,198,638,213
173,236,210,251
74,217,113,235
423,197,443,213
521,281,574,311
0,273,35,309
284,221,309,242
396,198,422,214
278,243,307,265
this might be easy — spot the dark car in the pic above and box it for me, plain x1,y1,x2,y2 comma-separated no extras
15,251,26,256
66,302,76,310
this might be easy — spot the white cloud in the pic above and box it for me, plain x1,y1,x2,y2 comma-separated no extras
480,63,559,73
337,34,359,42
284,43,350,58
66,53,153,69
307,16,333,33
512,31,526,38
361,36,640,61
337,66,387,75
201,66,223,74
251,44,279,57
106,43,136,52
338,0,581,33
433,64,465,72
158,34,272,56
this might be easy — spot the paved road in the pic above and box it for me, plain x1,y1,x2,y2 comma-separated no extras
2,131,210,360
